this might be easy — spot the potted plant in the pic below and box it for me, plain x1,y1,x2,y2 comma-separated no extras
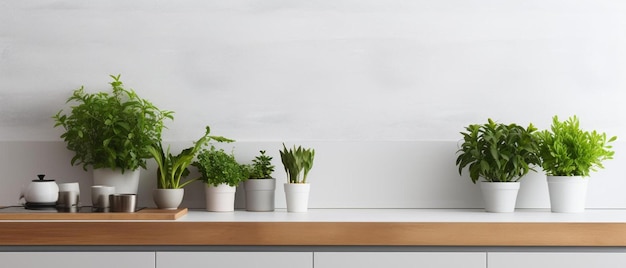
456,119,541,212
536,115,617,213
193,146,247,212
148,126,234,210
280,144,315,212
243,150,276,212
53,75,173,194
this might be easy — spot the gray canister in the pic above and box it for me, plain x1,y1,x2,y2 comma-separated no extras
109,194,137,212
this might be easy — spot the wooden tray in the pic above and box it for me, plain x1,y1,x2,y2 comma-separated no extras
0,207,187,220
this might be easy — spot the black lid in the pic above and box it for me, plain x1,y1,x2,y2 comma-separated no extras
32,174,55,182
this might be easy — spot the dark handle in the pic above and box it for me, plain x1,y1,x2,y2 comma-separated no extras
37,174,45,181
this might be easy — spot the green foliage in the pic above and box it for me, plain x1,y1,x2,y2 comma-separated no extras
53,74,173,173
536,115,617,177
279,144,315,184
456,119,541,183
246,150,275,179
193,146,247,187
148,126,234,189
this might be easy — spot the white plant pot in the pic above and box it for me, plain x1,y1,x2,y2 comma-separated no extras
244,178,276,212
153,188,184,210
205,183,236,212
284,183,310,213
93,168,140,195
479,181,520,213
547,175,588,213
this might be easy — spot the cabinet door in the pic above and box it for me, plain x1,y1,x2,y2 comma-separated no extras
157,252,312,268
489,252,626,268
0,252,155,268
314,252,486,268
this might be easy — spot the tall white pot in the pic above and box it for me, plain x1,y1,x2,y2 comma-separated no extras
547,175,588,213
205,183,236,212
93,168,140,195
284,183,310,213
479,181,520,213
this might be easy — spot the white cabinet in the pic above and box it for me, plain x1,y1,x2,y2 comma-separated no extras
0,252,155,268
314,252,486,268
157,252,313,268
488,252,626,268
7,250,626,268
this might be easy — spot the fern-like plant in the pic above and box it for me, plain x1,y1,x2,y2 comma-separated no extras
193,146,247,187
536,115,616,177
280,144,315,184
456,119,541,183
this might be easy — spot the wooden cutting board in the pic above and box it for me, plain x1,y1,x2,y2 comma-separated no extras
0,207,187,220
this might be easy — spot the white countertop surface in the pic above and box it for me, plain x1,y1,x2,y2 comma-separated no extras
4,208,626,223
174,208,626,223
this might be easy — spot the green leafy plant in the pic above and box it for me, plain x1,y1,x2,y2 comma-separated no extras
280,144,315,184
246,150,275,179
148,126,234,189
53,74,173,172
456,119,541,183
536,115,617,177
193,146,247,187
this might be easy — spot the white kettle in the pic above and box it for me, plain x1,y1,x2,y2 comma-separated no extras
19,174,59,204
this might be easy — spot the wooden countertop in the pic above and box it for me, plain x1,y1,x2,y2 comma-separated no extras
2,209,626,246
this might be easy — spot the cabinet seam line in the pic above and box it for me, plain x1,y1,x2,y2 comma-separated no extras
486,251,489,268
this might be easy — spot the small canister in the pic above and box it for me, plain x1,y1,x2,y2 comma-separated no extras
57,191,79,212
109,194,136,212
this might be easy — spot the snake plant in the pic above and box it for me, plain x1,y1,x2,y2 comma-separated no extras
280,144,315,184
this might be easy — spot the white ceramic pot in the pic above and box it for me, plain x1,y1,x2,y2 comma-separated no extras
547,175,588,213
479,181,520,213
205,183,236,212
91,185,115,208
244,178,276,212
58,182,81,207
93,168,141,195
284,183,310,213
153,188,185,210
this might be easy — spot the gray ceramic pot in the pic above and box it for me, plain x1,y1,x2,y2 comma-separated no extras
153,188,184,210
244,178,276,212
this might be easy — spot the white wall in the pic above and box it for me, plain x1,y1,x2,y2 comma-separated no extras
1,1,625,209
